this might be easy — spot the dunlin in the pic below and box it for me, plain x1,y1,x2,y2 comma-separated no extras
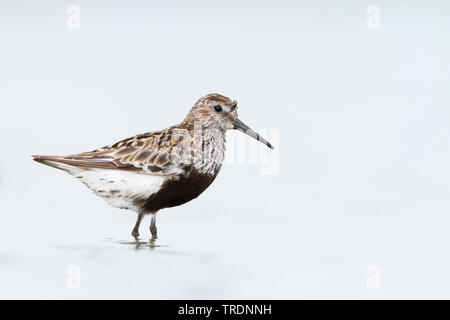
33,94,273,238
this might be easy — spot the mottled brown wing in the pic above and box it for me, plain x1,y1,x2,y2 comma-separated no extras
36,128,191,175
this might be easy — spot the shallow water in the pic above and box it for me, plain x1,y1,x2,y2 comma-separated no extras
2,175,450,299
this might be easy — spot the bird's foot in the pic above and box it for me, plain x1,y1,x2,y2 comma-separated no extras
131,229,140,238
150,226,157,238
150,215,157,238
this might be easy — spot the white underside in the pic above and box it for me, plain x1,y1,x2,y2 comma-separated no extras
47,161,167,212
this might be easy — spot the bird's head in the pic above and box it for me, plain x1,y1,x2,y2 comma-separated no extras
183,93,274,149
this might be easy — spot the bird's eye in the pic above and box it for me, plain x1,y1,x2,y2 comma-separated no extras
214,105,223,112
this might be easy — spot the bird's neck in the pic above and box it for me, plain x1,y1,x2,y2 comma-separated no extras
189,124,226,176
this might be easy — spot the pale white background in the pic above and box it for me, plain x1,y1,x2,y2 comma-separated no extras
1,0,450,299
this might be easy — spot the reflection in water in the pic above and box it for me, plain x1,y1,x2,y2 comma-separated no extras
106,236,170,250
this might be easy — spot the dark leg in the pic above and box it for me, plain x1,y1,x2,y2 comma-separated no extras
150,213,157,238
132,213,144,238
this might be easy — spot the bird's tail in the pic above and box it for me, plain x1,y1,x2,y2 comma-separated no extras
32,155,81,174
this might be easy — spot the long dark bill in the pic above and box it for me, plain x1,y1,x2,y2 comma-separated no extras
233,119,274,149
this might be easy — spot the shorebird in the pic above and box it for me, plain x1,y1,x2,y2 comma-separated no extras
33,94,273,238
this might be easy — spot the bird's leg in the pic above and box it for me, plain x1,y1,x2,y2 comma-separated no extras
150,213,157,238
132,212,144,238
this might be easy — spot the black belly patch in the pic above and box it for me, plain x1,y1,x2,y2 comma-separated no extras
134,171,218,214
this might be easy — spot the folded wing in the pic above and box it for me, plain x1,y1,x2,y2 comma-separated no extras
33,127,191,176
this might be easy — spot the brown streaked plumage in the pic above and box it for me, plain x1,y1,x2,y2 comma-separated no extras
32,93,274,238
